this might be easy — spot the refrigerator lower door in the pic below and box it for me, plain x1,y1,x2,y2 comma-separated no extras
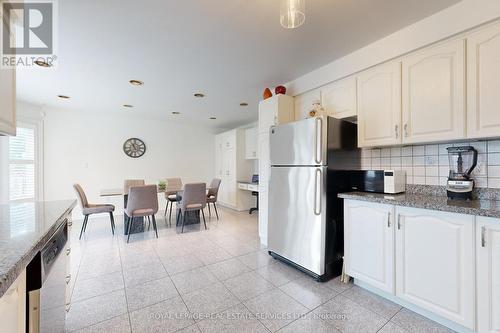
268,166,327,276
270,116,327,166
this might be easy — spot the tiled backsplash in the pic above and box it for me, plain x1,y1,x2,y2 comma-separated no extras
361,139,500,189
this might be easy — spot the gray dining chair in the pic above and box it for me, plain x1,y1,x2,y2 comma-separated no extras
125,185,159,243
73,184,115,239
177,183,207,233
206,178,221,220
124,179,145,193
164,178,182,226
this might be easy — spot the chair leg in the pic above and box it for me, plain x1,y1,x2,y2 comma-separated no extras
79,215,88,239
152,215,158,238
213,203,219,220
83,215,89,232
169,202,174,227
109,212,115,235
127,215,133,243
181,211,186,233
201,209,207,230
164,201,169,219
208,203,211,218
147,216,151,230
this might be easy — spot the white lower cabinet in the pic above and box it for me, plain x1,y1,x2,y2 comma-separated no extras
344,200,395,293
0,270,26,333
395,207,475,329
477,216,500,333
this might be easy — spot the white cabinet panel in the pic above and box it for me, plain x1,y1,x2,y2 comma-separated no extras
357,61,402,147
294,89,320,121
467,22,500,139
395,207,474,329
0,68,16,136
259,94,295,133
245,127,258,159
344,200,395,293
0,270,26,333
477,216,500,333
402,39,466,144
321,76,357,119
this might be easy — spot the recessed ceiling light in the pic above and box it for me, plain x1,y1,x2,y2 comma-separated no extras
123,104,133,108
194,93,205,98
209,117,217,120
240,102,248,107
172,111,181,115
58,95,70,99
34,60,51,67
129,79,144,86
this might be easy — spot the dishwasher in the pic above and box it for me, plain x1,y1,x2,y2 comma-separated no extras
26,220,70,333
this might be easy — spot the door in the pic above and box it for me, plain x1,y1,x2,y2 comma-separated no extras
321,76,357,119
402,39,466,144
270,116,327,166
467,22,500,139
294,89,321,120
221,147,236,206
357,61,402,147
477,216,500,333
395,207,474,329
0,67,16,136
344,200,395,294
268,166,326,275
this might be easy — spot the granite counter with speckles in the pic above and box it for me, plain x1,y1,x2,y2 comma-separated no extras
0,200,76,298
339,191,500,219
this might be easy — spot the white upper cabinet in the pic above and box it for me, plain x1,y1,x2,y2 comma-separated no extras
245,127,258,160
395,207,475,329
344,200,395,294
0,68,16,136
476,216,500,333
294,89,320,121
467,22,500,139
259,94,295,133
321,76,357,119
402,39,466,144
357,61,402,147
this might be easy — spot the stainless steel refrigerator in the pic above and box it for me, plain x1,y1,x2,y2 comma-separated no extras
268,116,360,281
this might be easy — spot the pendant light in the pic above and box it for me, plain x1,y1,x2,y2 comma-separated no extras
280,0,305,29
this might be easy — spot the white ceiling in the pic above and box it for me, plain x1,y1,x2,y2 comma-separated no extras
17,0,460,129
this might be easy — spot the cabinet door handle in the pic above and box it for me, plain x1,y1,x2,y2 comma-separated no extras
66,274,71,284
395,125,399,139
404,124,409,137
481,226,486,247
387,212,391,228
397,214,401,230
66,248,71,256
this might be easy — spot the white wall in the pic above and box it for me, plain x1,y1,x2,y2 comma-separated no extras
42,108,215,216
286,0,500,96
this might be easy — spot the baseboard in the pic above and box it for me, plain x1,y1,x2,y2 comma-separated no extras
354,280,475,333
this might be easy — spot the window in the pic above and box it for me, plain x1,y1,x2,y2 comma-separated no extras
8,124,37,201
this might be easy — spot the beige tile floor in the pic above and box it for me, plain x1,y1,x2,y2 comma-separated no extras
67,207,455,333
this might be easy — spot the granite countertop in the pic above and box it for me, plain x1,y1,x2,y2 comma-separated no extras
0,200,76,298
339,191,500,219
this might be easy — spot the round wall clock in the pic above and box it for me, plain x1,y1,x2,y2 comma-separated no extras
123,138,146,158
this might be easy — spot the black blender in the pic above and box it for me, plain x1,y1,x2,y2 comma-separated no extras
446,146,478,200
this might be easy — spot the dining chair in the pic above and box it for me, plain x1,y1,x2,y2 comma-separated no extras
164,178,182,226
177,183,207,233
73,184,115,239
125,185,159,243
124,179,145,193
206,178,221,220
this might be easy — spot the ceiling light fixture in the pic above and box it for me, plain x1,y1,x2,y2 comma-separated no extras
34,60,51,67
58,95,70,99
209,117,217,120
194,93,205,98
280,0,305,29
172,111,181,115
129,79,144,86
123,104,133,108
240,102,248,107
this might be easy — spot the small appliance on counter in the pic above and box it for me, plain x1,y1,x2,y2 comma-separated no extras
350,170,406,194
446,146,478,200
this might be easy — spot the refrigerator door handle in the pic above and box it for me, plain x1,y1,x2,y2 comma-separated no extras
314,117,323,164
314,168,322,215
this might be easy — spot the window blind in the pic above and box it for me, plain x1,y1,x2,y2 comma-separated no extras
9,126,36,201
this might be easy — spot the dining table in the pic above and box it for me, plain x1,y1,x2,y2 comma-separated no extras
100,185,211,234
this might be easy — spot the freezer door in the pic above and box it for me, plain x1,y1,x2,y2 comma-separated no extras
270,116,327,166
268,166,327,275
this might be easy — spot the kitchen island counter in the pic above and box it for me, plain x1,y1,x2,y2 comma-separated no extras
0,200,76,298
